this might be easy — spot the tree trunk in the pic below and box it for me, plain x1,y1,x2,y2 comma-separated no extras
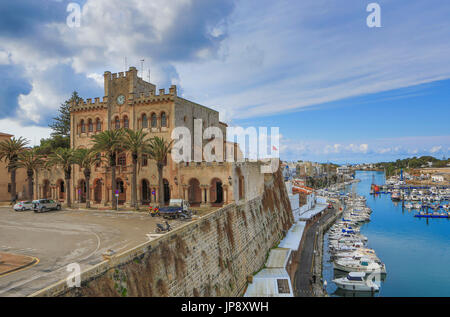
65,167,71,208
131,153,138,209
158,162,164,206
27,169,33,201
84,168,91,209
111,155,117,209
35,170,39,200
10,167,16,203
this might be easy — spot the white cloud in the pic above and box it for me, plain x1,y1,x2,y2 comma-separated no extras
0,118,51,146
430,145,442,153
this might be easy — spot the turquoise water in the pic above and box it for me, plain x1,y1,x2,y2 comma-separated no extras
323,170,450,297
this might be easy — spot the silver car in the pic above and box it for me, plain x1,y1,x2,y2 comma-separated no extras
13,201,33,211
33,199,62,212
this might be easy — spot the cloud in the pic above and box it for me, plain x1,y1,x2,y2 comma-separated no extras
0,0,236,128
430,145,443,153
0,118,51,146
176,0,450,119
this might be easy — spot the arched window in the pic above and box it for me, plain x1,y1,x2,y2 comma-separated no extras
142,154,148,166
123,115,129,129
118,153,126,166
151,113,157,128
114,116,120,129
161,112,167,127
96,118,102,131
80,120,86,133
88,119,93,132
142,114,148,128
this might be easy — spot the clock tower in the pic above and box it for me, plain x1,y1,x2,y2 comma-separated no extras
103,66,156,130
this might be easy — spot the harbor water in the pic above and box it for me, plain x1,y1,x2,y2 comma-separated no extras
323,170,450,297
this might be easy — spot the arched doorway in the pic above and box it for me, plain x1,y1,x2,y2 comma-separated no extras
116,178,125,205
43,180,50,198
79,179,87,203
188,178,201,206
57,179,65,200
236,168,245,201
94,179,102,204
141,179,150,205
211,178,223,205
163,179,170,205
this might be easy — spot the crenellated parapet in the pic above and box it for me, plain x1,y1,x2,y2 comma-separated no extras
70,96,108,113
130,85,178,105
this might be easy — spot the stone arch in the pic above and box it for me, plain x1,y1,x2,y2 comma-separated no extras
88,118,94,132
94,178,102,204
116,178,126,205
56,179,65,200
236,168,245,200
141,113,148,128
188,178,201,206
163,178,170,204
96,117,102,132
80,119,86,133
161,111,167,127
42,179,51,199
150,112,157,128
78,179,87,203
210,178,223,205
114,116,120,129
141,178,150,205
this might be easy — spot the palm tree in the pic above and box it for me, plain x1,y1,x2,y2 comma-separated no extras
17,148,43,201
146,136,173,206
123,129,152,209
46,148,76,208
0,136,29,203
92,129,125,209
74,148,102,208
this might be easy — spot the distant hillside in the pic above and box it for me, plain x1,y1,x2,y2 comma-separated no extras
375,156,449,176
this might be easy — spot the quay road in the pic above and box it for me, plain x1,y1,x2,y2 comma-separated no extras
294,206,337,297
0,206,185,297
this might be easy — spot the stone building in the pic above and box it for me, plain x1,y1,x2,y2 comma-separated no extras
35,67,259,208
0,132,28,202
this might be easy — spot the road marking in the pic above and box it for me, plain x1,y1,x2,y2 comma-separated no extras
0,257,40,279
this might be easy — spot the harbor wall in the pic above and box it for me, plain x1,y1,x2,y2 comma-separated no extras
31,168,293,297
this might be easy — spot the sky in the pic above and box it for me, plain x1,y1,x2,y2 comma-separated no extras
0,0,449,164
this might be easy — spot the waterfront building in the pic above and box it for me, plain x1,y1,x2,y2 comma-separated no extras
34,67,264,208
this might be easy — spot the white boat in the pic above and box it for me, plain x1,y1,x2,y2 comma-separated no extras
334,258,386,273
333,272,380,292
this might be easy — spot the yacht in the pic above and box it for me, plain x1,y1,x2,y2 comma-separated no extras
333,272,380,292
334,257,387,273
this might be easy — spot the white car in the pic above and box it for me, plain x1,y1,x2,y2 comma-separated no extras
13,201,34,211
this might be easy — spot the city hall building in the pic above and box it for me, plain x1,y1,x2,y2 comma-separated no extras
35,67,264,208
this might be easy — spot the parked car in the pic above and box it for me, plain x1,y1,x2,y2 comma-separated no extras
32,199,62,212
13,201,33,211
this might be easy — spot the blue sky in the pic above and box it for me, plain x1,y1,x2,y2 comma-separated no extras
0,0,449,163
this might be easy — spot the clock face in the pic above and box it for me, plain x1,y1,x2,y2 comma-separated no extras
117,95,125,105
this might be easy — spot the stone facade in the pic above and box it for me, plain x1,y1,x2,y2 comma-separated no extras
0,132,28,202
35,67,247,208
